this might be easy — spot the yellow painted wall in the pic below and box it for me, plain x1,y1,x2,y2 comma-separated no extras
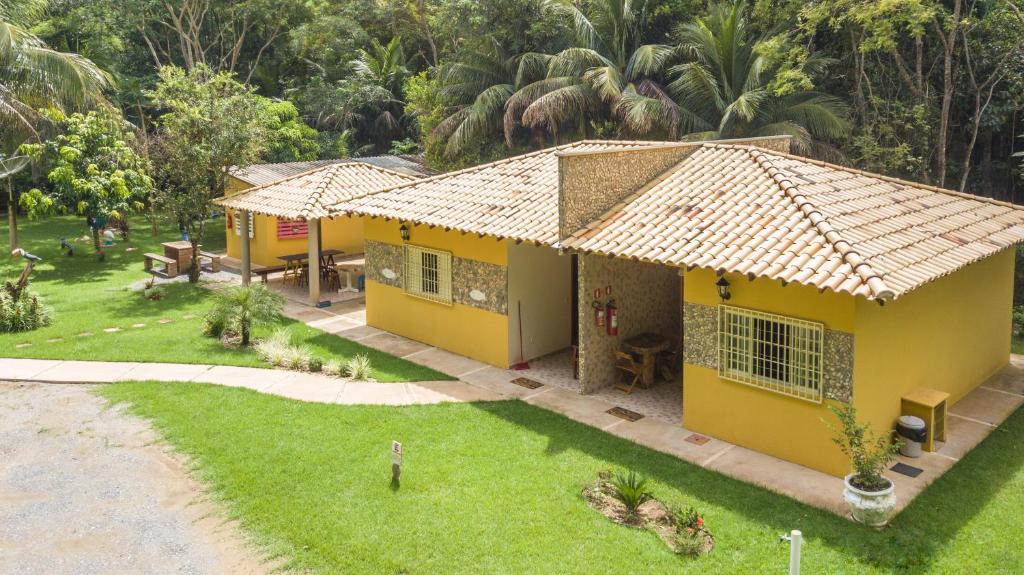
224,210,365,268
364,219,509,367
682,268,855,476
853,248,1014,438
683,250,1015,477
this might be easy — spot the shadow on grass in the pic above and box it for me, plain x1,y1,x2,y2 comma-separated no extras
98,281,213,320
469,399,1024,573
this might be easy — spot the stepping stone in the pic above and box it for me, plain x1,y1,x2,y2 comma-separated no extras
77,332,93,337
46,338,64,343
124,247,138,252
103,327,122,333
182,314,197,320
131,323,146,329
157,319,173,324
15,343,31,349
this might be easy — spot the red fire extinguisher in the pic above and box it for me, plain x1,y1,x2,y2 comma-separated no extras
592,300,605,327
606,299,618,336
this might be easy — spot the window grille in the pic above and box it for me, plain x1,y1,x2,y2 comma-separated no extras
404,245,452,304
233,211,254,238
718,305,823,402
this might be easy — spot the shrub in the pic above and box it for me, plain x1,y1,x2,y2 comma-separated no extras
209,284,284,346
344,354,372,380
308,357,324,372
609,470,651,515
1013,305,1024,338
671,507,710,556
323,359,343,376
0,285,52,333
828,404,901,491
202,313,227,338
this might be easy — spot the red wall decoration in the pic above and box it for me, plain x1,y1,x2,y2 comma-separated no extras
277,218,308,239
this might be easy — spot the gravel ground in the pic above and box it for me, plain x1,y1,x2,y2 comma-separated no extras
0,382,272,575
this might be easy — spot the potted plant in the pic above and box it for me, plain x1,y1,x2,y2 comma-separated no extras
828,404,902,527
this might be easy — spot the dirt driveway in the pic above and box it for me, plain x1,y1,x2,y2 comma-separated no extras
0,382,271,575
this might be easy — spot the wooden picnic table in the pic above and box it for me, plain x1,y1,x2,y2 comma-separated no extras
623,333,671,387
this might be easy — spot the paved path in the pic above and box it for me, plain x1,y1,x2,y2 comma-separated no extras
0,382,273,575
0,358,503,406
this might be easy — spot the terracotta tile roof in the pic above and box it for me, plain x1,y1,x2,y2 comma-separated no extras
216,162,420,220
564,144,1024,300
229,155,429,186
332,140,679,245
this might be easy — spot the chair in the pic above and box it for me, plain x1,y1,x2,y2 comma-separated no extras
614,351,644,394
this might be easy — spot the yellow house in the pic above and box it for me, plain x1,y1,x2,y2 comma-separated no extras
215,158,423,303
333,138,1024,477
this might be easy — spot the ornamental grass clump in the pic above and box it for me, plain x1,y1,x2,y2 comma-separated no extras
345,354,372,380
828,404,901,491
255,329,293,367
0,283,51,333
322,359,343,377
609,470,652,517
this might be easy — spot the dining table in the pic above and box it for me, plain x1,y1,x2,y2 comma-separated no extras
622,332,671,387
278,249,345,286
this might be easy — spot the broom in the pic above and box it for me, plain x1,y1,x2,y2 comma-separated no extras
511,300,530,370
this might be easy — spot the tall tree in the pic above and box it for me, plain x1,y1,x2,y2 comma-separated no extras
149,65,270,282
505,0,673,144
665,0,849,155
1,0,110,249
19,110,152,258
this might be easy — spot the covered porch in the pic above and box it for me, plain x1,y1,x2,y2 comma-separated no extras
508,247,684,423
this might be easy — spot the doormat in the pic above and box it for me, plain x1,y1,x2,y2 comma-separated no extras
890,462,924,478
511,377,544,389
606,406,644,422
685,434,711,446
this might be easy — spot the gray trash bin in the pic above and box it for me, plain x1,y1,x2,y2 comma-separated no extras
896,415,927,458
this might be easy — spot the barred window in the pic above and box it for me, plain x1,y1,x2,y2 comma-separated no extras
718,306,823,402
404,245,452,304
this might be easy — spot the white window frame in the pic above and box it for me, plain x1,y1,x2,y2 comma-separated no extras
718,305,824,402
403,245,452,304
233,210,254,238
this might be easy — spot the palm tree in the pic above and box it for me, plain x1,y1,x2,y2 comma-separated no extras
432,39,548,158
505,0,674,144
211,284,285,347
1,0,109,249
662,0,849,154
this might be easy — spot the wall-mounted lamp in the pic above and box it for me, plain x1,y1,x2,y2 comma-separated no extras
399,223,410,242
716,276,731,302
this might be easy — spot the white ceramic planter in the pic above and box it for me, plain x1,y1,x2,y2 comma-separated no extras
843,474,896,527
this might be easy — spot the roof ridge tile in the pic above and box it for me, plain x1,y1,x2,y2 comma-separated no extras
746,147,896,302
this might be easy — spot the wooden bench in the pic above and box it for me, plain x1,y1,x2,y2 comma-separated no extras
199,251,222,273
144,253,178,277
251,264,286,283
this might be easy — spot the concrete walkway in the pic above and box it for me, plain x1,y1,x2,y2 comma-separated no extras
0,358,503,406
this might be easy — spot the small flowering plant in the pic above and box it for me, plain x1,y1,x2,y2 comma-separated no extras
672,507,712,556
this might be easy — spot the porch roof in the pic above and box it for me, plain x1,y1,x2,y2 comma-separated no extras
331,140,678,245
564,144,1024,301
228,155,429,187
215,161,421,220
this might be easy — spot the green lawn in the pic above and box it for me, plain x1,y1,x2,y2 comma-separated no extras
1,215,449,382
102,381,1024,575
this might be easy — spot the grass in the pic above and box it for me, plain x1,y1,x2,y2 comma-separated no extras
1013,335,1024,355
1,215,449,382
102,381,1024,575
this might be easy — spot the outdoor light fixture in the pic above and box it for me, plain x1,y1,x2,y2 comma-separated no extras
716,276,731,302
399,223,410,242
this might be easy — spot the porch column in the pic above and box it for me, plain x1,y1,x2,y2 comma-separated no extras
307,217,320,305
239,210,251,286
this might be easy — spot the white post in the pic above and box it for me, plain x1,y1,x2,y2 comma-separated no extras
239,210,251,286
789,530,802,575
307,217,320,306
